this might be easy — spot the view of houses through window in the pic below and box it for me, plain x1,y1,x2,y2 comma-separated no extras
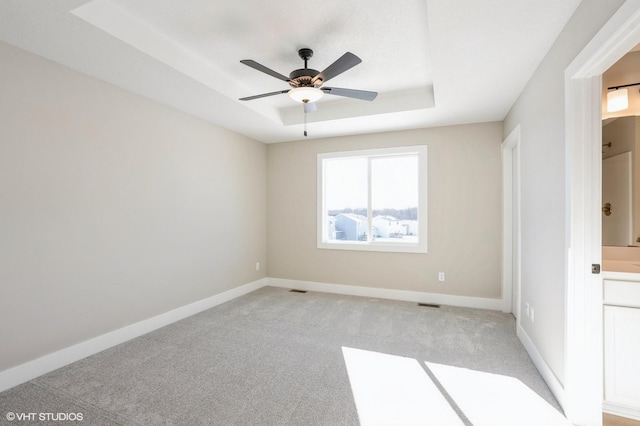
318,146,426,253
327,207,418,242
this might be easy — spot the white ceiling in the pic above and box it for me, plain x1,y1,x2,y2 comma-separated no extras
0,0,582,143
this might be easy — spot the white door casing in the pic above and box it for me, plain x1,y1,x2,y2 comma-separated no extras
502,125,521,322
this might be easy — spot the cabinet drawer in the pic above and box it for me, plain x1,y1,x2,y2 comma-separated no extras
604,280,640,308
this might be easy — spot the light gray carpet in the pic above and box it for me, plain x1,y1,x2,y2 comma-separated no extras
0,286,562,425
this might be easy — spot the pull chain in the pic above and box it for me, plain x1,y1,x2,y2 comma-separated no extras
303,100,309,137
304,109,308,137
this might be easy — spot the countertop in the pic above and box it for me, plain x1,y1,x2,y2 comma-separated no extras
603,260,640,274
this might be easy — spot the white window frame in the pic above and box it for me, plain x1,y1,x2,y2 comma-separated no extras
317,145,428,253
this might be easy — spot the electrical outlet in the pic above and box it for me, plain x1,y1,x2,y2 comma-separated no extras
256,262,260,271
438,272,445,282
525,302,530,317
530,307,535,322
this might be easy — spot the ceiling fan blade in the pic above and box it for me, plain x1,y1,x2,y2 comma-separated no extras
239,90,289,101
312,52,362,84
321,87,378,101
303,102,317,113
240,59,290,82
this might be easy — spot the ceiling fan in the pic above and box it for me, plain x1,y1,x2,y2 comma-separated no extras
239,48,378,117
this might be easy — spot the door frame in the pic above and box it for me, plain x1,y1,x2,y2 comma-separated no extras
564,2,640,424
502,124,521,322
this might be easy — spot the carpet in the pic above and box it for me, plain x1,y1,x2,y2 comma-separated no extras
0,286,564,425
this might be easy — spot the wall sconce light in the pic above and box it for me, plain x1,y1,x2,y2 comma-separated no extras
607,82,640,112
607,88,628,112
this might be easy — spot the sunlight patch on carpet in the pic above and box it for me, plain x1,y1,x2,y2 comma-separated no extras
342,347,464,426
426,362,571,426
342,346,570,426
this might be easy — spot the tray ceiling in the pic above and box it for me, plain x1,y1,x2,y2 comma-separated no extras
0,0,581,143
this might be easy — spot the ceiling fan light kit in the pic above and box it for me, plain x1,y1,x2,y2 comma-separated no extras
239,48,378,136
288,87,324,103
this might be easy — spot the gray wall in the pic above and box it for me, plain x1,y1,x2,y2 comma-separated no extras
267,123,503,299
0,42,267,371
503,0,626,384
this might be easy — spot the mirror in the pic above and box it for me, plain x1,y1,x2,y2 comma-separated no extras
602,117,637,246
602,46,640,247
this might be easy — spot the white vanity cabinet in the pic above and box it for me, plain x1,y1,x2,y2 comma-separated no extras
603,277,640,420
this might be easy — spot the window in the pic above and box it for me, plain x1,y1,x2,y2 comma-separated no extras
317,145,427,253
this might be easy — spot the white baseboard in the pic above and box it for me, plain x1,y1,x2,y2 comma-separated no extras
604,401,640,421
0,278,267,393
267,277,503,310
0,277,509,393
517,324,566,411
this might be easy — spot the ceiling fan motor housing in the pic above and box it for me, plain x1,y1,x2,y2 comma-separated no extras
289,68,321,88
288,48,322,88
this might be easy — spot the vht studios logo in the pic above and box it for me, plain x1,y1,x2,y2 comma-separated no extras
5,412,84,421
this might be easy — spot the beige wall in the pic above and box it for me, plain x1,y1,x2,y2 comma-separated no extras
0,42,267,371
602,117,636,161
267,123,503,299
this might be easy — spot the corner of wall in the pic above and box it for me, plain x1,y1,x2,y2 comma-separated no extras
0,278,268,393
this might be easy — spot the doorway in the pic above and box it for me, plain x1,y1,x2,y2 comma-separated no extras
565,1,640,424
502,125,521,322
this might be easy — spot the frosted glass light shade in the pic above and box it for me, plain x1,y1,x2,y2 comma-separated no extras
288,87,324,103
607,88,629,112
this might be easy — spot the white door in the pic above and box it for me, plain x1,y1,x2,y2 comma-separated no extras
602,152,632,246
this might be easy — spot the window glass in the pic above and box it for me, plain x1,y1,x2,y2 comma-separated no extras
371,155,418,243
318,146,427,253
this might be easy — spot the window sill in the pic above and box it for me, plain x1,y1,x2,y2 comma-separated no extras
317,241,427,254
